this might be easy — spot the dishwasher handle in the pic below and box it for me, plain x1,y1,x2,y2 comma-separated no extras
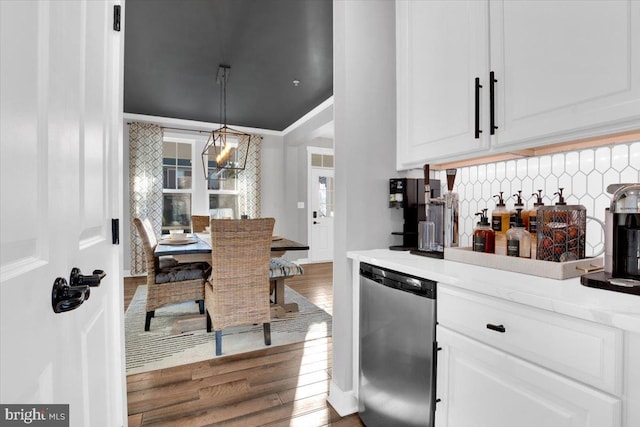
360,262,436,299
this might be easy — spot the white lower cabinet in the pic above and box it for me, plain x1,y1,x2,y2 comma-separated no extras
435,284,624,427
435,326,621,427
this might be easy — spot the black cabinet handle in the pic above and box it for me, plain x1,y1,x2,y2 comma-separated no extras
475,77,482,139
486,323,506,333
490,71,498,135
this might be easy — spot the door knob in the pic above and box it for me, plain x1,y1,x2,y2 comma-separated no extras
51,277,90,313
70,267,106,287
51,267,106,313
313,221,319,224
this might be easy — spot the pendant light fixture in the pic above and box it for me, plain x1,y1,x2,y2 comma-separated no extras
201,64,251,180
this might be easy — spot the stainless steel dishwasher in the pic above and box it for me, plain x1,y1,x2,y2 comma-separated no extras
359,262,437,427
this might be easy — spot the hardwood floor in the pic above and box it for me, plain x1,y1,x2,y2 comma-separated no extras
125,262,363,427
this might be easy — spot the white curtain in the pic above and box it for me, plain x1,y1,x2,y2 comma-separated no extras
129,122,163,275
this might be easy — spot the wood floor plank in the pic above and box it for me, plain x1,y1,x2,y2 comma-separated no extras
143,393,283,426
211,393,332,427
128,413,143,427
327,414,366,426
263,405,342,427
140,367,330,424
126,261,357,426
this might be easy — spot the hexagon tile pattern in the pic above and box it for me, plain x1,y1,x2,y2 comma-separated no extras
435,141,640,256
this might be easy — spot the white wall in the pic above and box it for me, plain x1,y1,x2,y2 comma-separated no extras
260,133,287,236
329,0,398,414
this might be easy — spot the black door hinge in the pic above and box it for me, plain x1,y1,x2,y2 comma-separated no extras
112,218,120,245
113,5,121,32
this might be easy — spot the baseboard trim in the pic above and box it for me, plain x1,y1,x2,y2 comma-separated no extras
327,381,358,417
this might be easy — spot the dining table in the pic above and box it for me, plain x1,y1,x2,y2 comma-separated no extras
154,233,309,263
155,233,309,315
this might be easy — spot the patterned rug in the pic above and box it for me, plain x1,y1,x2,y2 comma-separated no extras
125,285,332,375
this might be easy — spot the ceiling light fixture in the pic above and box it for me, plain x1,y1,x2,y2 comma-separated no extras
292,79,300,87
201,64,251,180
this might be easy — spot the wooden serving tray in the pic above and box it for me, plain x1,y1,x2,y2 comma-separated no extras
444,247,603,280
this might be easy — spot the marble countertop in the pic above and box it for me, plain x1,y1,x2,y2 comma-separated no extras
348,249,640,333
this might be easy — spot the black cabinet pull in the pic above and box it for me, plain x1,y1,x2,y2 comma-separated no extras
486,323,506,333
475,77,482,139
490,71,498,135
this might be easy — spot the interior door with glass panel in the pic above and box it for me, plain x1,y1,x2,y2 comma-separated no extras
310,167,335,262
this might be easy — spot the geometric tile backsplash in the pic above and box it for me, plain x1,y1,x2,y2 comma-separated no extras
435,141,640,257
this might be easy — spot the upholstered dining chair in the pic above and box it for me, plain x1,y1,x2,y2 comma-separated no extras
191,215,210,233
133,217,209,331
205,217,275,356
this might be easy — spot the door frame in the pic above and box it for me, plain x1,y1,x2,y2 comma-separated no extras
306,146,335,263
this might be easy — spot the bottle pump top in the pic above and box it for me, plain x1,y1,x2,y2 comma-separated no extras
514,208,525,227
554,188,567,205
513,190,524,208
494,192,506,207
475,209,490,226
532,189,545,206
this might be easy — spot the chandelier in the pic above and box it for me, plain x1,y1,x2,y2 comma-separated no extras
201,64,251,180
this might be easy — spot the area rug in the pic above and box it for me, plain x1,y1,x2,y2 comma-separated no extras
125,285,332,375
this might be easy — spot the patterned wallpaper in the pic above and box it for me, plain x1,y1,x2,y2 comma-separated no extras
435,141,640,256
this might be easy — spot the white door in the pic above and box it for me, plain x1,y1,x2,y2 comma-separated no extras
0,1,126,426
396,0,490,169
309,168,334,262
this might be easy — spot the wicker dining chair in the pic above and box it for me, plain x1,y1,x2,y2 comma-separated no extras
205,217,275,356
133,217,208,331
191,215,210,233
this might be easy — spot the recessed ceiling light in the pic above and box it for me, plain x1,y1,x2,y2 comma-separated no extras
292,79,300,87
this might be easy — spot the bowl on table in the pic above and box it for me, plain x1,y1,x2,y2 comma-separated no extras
169,229,185,240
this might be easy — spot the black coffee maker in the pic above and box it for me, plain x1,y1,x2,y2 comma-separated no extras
581,183,640,295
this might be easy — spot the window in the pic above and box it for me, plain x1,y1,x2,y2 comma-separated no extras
205,144,240,219
162,141,192,233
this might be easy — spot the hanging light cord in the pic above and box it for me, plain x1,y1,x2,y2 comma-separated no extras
217,65,229,127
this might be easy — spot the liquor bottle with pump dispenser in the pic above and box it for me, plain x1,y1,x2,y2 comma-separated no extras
473,209,495,253
510,190,529,230
528,190,545,259
492,192,510,255
506,208,532,258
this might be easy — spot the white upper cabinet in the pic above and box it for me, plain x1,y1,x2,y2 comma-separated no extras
490,0,640,149
396,0,490,170
396,0,640,170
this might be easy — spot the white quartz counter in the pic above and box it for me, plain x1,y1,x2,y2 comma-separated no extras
348,249,640,333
